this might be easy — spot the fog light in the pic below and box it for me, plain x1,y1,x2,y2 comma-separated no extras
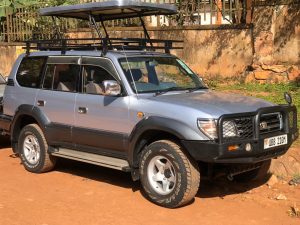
245,143,252,152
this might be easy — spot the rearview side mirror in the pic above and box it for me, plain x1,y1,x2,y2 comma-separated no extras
103,80,121,96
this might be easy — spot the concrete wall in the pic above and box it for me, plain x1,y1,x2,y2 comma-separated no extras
0,3,298,81
67,26,253,78
0,44,20,77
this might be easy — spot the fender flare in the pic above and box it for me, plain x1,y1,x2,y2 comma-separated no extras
128,116,203,167
11,105,51,151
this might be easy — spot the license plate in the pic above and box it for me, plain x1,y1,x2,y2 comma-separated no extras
264,134,288,149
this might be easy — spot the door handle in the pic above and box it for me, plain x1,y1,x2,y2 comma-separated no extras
78,107,88,114
37,100,45,107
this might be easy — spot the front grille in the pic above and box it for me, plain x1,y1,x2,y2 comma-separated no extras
222,117,254,142
235,117,254,139
259,113,282,135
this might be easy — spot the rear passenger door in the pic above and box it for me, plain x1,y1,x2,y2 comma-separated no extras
73,57,130,158
5,56,47,116
36,56,81,148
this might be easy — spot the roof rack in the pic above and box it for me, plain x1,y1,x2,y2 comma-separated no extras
25,0,182,55
25,38,183,55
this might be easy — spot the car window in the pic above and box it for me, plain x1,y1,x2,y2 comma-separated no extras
43,64,80,92
16,57,46,88
82,65,116,95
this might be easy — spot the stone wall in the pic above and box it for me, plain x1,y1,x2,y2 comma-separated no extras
246,4,300,83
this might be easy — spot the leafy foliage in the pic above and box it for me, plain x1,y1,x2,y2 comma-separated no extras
42,0,80,6
0,0,80,18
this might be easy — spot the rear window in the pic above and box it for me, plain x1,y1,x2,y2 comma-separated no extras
16,57,46,88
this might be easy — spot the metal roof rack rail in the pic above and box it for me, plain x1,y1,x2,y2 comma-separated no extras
25,0,183,55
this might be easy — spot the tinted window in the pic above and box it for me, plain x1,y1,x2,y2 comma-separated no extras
43,64,80,92
82,65,116,95
16,57,46,88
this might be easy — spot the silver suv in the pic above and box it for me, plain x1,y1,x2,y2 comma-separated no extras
0,1,298,208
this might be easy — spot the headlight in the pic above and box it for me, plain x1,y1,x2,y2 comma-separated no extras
223,120,238,138
197,119,217,140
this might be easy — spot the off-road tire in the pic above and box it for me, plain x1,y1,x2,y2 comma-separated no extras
234,159,272,182
18,124,56,173
139,140,200,208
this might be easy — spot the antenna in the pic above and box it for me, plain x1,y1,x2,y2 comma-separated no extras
121,45,139,99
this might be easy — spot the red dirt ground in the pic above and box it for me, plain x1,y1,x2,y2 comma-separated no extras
0,137,299,225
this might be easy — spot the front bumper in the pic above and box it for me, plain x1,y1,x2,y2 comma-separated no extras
182,105,298,164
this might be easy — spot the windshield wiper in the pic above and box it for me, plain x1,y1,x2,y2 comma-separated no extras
186,86,208,93
154,87,183,96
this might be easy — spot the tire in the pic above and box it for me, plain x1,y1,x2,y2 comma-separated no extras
234,159,272,182
139,140,200,208
18,124,56,173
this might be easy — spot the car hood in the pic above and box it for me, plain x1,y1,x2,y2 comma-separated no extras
148,90,274,117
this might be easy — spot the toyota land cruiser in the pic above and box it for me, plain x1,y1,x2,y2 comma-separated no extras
0,1,298,208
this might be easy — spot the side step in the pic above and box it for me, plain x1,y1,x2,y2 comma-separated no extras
51,148,130,172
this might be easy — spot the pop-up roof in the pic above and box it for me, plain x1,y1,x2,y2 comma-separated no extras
39,0,177,21
25,1,182,56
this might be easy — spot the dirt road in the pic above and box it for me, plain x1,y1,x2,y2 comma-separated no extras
0,138,299,225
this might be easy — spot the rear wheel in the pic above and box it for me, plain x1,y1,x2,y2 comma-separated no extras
139,140,200,208
234,160,272,182
18,124,56,173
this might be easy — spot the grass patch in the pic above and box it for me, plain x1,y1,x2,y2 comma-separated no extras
210,81,300,146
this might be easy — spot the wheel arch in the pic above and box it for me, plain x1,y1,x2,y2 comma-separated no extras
128,116,202,169
11,105,50,153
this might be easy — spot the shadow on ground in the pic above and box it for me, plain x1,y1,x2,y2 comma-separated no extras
196,177,269,199
56,158,138,190
55,158,269,200
0,135,10,149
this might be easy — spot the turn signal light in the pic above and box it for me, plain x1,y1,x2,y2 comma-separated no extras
228,145,239,151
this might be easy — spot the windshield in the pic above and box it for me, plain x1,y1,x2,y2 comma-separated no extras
0,74,6,84
119,57,206,94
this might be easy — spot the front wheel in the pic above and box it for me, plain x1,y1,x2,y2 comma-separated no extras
18,124,56,173
139,140,200,208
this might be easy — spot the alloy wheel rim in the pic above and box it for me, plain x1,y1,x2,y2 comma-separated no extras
147,155,176,195
23,134,41,165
